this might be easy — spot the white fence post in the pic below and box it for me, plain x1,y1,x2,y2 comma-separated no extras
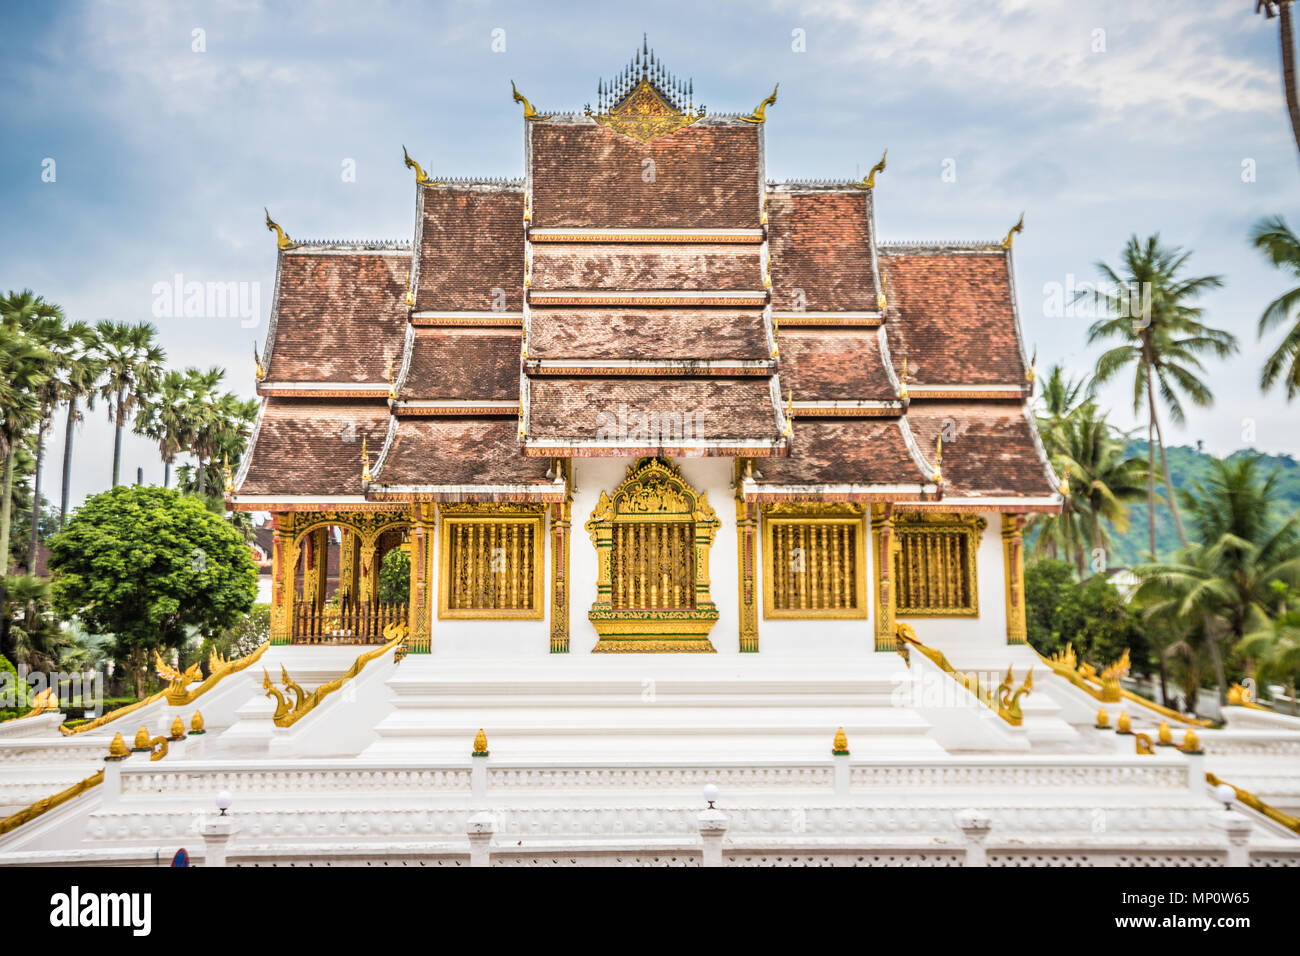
698,808,728,867
956,809,992,867
467,812,495,867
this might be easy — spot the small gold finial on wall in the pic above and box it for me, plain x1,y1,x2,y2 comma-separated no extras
472,728,489,757
832,726,849,755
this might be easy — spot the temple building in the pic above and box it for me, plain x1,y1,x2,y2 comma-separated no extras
230,43,1063,666
4,44,1300,867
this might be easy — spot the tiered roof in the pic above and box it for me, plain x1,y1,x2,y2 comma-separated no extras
231,44,1061,514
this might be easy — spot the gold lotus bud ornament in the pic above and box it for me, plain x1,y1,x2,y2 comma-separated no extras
1157,721,1173,746
1095,707,1110,729
832,727,850,756
190,711,205,734
1116,711,1131,734
132,726,151,751
1180,729,1203,754
107,733,129,760
472,728,489,757
169,716,186,740
1135,733,1154,755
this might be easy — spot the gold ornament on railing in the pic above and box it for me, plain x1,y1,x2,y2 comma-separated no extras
832,726,850,756
472,728,489,757
998,666,1033,725
1180,729,1203,754
154,651,202,706
22,686,59,718
1116,710,1131,734
280,665,307,713
132,726,151,751
190,711,205,734
1134,732,1154,755
1157,720,1173,746
1095,707,1110,729
168,717,185,740
262,668,290,721
107,733,129,759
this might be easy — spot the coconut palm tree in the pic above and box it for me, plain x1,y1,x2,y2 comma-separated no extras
1256,1,1300,157
1057,403,1149,567
1038,364,1088,421
1238,585,1300,714
180,366,224,496
57,325,102,528
135,370,194,488
95,321,165,487
1133,456,1300,704
1087,235,1238,558
1250,215,1300,398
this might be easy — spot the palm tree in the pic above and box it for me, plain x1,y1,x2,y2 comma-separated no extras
1238,584,1300,714
1057,403,1149,566
0,291,67,569
1038,364,1087,421
180,366,224,496
1250,215,1300,398
1257,1,1300,157
95,321,165,487
57,325,102,528
1134,456,1300,704
136,370,194,488
1088,235,1238,558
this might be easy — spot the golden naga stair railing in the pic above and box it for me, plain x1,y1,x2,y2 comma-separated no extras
1206,772,1300,835
59,642,270,736
1035,643,1214,728
292,601,407,645
263,632,404,729
895,623,1032,727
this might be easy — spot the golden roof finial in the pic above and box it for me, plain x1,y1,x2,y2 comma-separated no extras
1058,470,1070,497
386,358,397,400
223,454,234,494
405,267,415,308
472,728,489,757
932,434,943,484
264,208,300,250
253,342,266,381
1026,346,1037,385
190,710,205,734
877,272,888,311
760,193,769,226
107,732,129,759
782,389,794,438
511,80,550,120
999,212,1025,250
523,189,532,224
898,356,909,401
402,144,439,186
361,435,372,483
858,149,888,190
740,83,778,124
832,726,849,755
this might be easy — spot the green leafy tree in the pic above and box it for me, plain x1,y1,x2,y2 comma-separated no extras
379,548,410,605
1024,559,1148,672
1238,582,1300,714
1025,558,1075,655
1250,215,1300,398
48,486,257,696
94,320,165,488
1087,236,1237,556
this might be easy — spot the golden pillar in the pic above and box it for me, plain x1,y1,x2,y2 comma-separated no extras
270,514,297,646
550,463,572,653
1002,514,1027,645
338,530,357,607
735,465,759,652
871,503,897,652
358,536,378,606
313,527,329,610
407,504,434,654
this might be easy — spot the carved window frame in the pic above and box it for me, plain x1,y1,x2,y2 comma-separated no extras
585,458,720,652
761,503,868,620
437,504,546,621
892,512,985,617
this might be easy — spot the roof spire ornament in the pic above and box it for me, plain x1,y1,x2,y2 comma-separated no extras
1026,346,1037,388
782,389,794,438
1000,212,1025,250
899,357,909,401
361,436,372,483
740,84,779,124
932,435,943,484
253,341,266,381
223,455,234,494
264,209,300,250
877,272,888,311
857,149,888,190
510,80,550,121
386,358,397,400
402,145,439,186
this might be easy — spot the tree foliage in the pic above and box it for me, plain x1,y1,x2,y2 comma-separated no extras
47,486,256,694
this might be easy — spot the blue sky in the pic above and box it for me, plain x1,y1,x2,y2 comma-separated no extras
2,0,1297,508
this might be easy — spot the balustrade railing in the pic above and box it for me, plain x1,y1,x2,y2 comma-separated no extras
292,602,407,645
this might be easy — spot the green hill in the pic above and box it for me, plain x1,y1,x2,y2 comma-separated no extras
1105,442,1300,565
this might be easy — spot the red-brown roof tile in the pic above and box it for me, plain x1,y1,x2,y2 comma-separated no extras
265,252,409,383
880,249,1027,386
399,329,520,401
531,243,761,291
372,418,552,487
416,187,523,311
905,402,1057,497
768,191,877,313
530,121,762,229
778,329,897,402
238,400,391,497
751,418,927,487
528,307,769,362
